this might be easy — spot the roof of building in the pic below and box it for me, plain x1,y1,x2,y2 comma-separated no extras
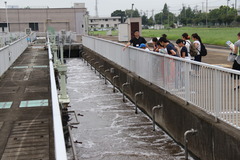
89,16,121,20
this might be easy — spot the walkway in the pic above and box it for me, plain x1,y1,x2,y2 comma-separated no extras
0,46,54,160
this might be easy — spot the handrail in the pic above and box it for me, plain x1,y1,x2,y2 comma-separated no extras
85,35,240,75
48,40,67,160
83,35,240,129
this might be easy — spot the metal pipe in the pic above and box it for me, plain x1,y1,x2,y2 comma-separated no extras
112,75,120,93
152,105,163,131
104,69,110,84
135,92,144,114
86,56,90,66
90,59,94,70
68,125,79,160
98,65,104,78
184,129,198,160
122,82,130,102
94,62,99,74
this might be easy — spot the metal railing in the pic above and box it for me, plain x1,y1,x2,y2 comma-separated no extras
0,35,28,77
47,39,68,160
83,36,240,129
0,32,27,47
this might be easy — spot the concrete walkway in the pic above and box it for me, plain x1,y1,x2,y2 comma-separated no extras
0,47,54,160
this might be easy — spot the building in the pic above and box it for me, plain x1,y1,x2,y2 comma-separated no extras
89,17,121,29
0,3,89,35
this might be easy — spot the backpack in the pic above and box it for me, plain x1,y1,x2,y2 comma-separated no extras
187,41,198,57
200,43,207,56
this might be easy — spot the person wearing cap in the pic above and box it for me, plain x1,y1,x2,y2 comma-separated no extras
123,30,147,51
138,43,150,51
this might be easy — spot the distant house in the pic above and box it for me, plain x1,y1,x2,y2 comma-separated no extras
89,17,121,29
0,3,89,35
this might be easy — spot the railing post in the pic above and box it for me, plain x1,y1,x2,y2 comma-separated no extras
185,61,190,104
214,69,221,122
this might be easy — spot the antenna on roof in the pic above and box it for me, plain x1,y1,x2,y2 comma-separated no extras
95,0,99,17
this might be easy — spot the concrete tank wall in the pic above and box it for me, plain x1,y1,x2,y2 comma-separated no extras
82,46,240,160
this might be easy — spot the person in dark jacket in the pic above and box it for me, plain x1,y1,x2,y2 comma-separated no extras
123,30,147,50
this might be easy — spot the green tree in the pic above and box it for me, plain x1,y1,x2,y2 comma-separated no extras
154,3,175,25
142,15,148,25
125,9,140,17
111,10,126,17
148,17,154,26
208,6,237,25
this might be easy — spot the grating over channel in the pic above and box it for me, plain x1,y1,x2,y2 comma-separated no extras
1,119,50,160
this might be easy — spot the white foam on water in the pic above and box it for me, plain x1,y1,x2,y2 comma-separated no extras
66,58,195,160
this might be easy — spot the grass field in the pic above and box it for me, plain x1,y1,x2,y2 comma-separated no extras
91,27,240,46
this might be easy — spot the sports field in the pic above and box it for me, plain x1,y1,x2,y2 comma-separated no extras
91,27,240,46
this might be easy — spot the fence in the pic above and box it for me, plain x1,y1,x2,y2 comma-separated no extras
0,32,27,48
83,36,240,129
0,35,28,77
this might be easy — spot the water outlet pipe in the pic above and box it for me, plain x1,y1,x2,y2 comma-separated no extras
98,65,104,78
152,105,163,131
184,129,198,160
135,92,144,114
90,59,95,70
122,82,130,102
112,75,120,93
104,69,110,84
94,62,99,74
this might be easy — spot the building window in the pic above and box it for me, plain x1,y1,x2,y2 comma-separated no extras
105,19,108,21
101,24,104,28
113,19,116,21
106,24,109,28
114,24,118,27
91,20,93,23
29,23,39,31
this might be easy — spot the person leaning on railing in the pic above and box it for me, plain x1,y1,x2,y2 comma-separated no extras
231,32,240,90
159,37,178,56
123,30,148,51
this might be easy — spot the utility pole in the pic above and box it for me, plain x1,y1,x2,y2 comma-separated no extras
168,11,170,26
202,2,204,12
161,13,163,24
235,0,237,9
227,0,230,15
95,0,99,17
5,1,9,32
131,3,134,18
152,9,155,24
206,0,208,27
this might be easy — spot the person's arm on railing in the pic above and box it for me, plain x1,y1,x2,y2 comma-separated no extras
169,49,177,56
123,42,131,51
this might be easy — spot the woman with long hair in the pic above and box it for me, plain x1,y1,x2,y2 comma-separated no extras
182,33,193,60
191,33,202,62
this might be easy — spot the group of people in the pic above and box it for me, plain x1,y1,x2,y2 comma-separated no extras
123,30,240,89
123,30,204,62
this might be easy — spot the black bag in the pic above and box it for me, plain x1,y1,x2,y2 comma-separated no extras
200,43,207,56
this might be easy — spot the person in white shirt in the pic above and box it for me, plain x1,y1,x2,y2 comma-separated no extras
182,33,194,60
191,33,202,62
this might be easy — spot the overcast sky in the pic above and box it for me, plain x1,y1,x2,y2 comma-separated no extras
1,0,237,16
